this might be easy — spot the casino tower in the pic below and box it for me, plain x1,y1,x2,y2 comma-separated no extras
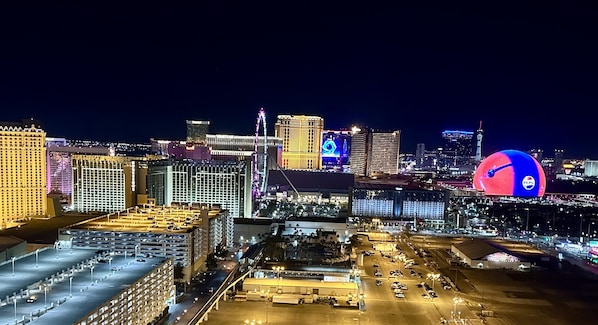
475,120,483,162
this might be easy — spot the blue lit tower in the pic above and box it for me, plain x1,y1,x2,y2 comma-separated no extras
475,120,483,162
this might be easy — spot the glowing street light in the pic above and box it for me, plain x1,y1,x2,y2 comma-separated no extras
69,276,73,297
35,249,39,268
273,266,284,279
90,266,95,285
273,266,284,293
427,273,440,292
11,256,15,276
452,296,463,320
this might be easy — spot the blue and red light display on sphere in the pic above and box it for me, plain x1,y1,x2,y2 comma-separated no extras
473,149,546,197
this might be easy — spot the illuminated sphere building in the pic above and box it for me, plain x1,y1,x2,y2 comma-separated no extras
473,149,546,197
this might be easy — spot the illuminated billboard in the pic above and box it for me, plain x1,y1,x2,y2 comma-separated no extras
322,130,351,167
473,149,546,197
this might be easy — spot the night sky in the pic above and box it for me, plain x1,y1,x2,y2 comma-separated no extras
1,3,597,158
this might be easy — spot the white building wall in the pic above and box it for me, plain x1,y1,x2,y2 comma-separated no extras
585,160,598,177
72,155,130,213
74,258,175,325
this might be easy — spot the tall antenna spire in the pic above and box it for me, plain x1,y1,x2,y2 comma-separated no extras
475,120,484,162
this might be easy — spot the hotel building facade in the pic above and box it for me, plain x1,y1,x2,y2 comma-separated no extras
350,128,401,176
146,158,252,218
72,155,136,213
46,137,111,197
275,115,324,170
0,119,47,226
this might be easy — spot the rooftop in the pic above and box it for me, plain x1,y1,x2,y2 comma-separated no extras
63,205,225,233
0,247,169,325
0,235,25,251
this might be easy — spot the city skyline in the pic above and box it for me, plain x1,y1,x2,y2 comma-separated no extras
1,3,597,158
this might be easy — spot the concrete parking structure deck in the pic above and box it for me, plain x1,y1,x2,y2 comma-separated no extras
0,247,174,325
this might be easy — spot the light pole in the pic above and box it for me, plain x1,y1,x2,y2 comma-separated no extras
135,245,139,259
69,276,73,297
452,297,463,321
265,293,269,324
524,208,530,233
90,266,95,285
578,213,584,243
427,273,440,293
35,249,39,268
14,296,17,321
273,266,284,293
11,256,15,276
44,286,47,308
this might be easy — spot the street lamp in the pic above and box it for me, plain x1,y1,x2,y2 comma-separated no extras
273,266,284,293
69,276,73,297
427,273,440,293
90,266,95,285
261,290,270,324
11,256,15,276
135,245,140,259
452,297,463,320
44,286,47,308
524,207,530,233
35,249,39,268
273,266,284,279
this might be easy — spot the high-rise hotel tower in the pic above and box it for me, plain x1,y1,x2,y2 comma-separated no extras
0,119,47,226
350,127,401,176
275,114,323,170
146,158,252,218
71,155,141,213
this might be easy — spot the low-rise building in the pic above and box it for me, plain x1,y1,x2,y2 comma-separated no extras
451,239,531,270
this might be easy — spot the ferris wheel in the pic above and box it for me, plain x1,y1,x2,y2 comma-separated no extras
252,107,268,199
